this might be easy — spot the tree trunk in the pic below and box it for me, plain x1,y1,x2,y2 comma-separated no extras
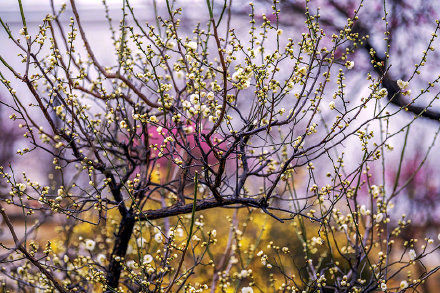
105,214,135,292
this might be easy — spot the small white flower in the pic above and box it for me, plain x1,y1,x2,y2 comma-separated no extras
97,254,106,265
276,29,283,36
408,249,416,261
186,41,197,50
397,79,409,91
17,183,26,192
380,282,387,291
182,100,191,109
377,88,388,99
230,255,239,264
120,120,127,129
242,79,251,89
143,254,153,264
297,66,308,76
206,91,215,100
154,233,163,243
400,280,408,290
241,286,253,293
329,101,335,110
189,93,199,105
375,213,384,223
85,239,96,251
311,237,323,245
346,61,354,70
239,269,249,278
232,68,244,82
371,185,380,196
360,205,367,215
126,260,136,269
176,227,184,237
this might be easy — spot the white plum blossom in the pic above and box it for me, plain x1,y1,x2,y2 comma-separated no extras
346,60,354,69
241,286,253,293
176,227,184,238
154,233,163,243
183,125,194,134
371,185,381,197
186,41,197,50
297,66,308,76
17,183,26,192
189,93,199,105
375,213,384,223
143,254,153,264
360,205,367,215
311,236,323,245
408,249,416,260
377,88,388,99
85,239,96,251
231,67,252,89
329,101,336,110
126,260,136,269
400,280,408,290
242,79,251,89
206,91,215,100
232,68,244,82
238,269,249,279
397,79,409,91
96,254,106,265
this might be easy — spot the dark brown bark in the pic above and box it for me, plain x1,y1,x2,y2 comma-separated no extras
105,213,135,292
